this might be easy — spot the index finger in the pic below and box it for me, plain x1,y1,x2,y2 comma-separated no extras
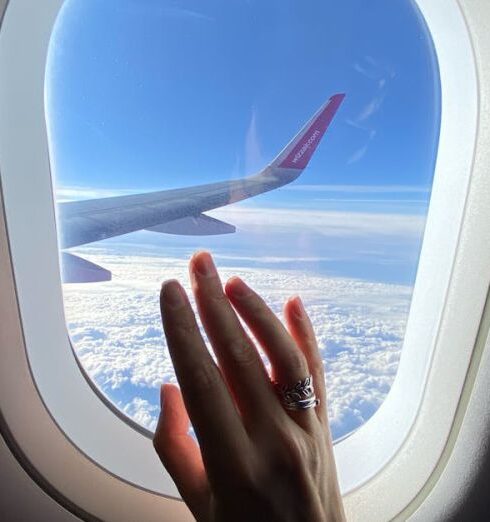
160,279,250,481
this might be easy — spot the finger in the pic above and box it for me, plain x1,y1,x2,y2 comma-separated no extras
284,296,328,426
160,280,250,482
225,277,316,430
189,252,279,422
153,384,210,520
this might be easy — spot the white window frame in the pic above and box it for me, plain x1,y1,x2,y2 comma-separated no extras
0,0,489,520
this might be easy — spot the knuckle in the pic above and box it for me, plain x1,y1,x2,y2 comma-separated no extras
284,442,304,471
310,358,325,379
186,363,219,397
230,453,260,490
274,431,314,474
244,295,265,316
173,318,200,339
205,286,228,305
227,338,258,368
234,467,257,492
164,304,199,336
283,349,307,373
302,326,317,343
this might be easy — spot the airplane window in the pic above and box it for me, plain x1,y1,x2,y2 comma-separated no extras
46,0,440,441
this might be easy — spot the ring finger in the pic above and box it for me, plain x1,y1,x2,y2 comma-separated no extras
225,276,318,431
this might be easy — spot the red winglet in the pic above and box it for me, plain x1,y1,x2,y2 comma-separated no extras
275,93,345,171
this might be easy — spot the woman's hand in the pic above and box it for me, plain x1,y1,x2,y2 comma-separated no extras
153,251,346,522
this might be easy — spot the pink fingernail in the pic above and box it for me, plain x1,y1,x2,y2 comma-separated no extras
228,277,252,298
162,280,186,309
291,296,305,319
192,251,217,277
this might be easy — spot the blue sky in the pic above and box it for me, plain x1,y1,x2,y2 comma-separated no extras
47,0,440,192
48,0,441,439
47,0,440,285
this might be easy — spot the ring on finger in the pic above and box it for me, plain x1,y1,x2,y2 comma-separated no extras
273,375,319,411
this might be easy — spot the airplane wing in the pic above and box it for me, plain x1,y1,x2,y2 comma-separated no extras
58,93,345,282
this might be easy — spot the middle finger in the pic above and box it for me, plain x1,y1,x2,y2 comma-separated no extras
189,251,280,422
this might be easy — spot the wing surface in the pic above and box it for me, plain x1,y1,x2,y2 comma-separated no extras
146,214,236,235
58,93,345,250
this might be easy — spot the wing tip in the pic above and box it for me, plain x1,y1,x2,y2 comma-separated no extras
273,92,345,171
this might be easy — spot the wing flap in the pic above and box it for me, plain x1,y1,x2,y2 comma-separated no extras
146,213,236,236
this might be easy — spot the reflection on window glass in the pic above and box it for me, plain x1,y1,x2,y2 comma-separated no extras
47,0,440,440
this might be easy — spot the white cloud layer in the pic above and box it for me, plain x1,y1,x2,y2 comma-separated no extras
284,184,430,194
63,250,412,440
210,205,425,239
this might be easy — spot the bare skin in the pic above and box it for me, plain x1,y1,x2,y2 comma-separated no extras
153,251,346,522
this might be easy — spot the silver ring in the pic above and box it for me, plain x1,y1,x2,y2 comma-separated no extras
274,375,319,411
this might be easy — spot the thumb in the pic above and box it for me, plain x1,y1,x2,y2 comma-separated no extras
153,384,210,519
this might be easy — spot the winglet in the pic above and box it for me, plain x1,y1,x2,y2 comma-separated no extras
270,93,345,171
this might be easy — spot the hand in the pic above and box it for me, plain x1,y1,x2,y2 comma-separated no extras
153,251,346,522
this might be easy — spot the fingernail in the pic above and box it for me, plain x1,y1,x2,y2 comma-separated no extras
228,277,252,298
291,296,305,319
192,251,217,277
161,280,186,309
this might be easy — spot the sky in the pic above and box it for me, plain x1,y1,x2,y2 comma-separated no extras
46,0,440,441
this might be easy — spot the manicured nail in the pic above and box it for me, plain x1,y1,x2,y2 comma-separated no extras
192,251,217,277
161,280,186,309
227,277,252,298
290,295,305,319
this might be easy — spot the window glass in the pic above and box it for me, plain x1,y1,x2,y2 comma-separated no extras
47,0,440,440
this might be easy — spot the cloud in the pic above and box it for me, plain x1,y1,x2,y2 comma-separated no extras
353,55,395,85
348,55,395,163
284,184,430,194
213,254,334,264
347,144,368,165
209,205,426,239
121,398,160,432
63,250,412,440
356,97,384,122
119,4,214,23
163,7,215,22
353,62,375,79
